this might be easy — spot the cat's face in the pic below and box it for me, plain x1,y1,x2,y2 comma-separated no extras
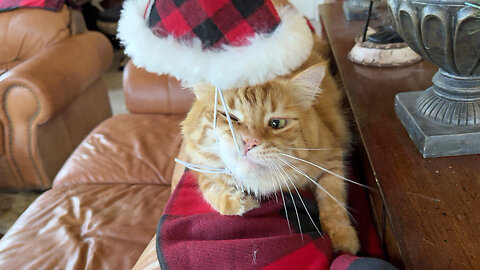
183,65,330,196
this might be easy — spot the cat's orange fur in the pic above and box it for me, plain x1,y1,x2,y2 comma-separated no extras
181,41,360,254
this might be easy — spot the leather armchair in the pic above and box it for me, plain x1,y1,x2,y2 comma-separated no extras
0,61,194,269
0,6,113,190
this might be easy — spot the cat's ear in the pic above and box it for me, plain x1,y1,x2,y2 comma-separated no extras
288,64,326,108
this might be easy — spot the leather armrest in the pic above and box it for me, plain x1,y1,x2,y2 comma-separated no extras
0,31,113,124
123,61,195,115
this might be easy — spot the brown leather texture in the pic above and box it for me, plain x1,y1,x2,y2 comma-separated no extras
0,6,70,71
0,31,113,124
0,78,112,190
123,61,195,115
54,113,186,187
0,30,113,190
133,145,187,270
37,78,112,183
0,112,185,269
0,183,171,270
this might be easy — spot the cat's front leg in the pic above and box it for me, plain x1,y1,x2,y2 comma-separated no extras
197,172,259,216
314,166,360,254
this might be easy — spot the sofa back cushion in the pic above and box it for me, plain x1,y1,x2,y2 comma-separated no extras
0,6,70,72
123,61,195,115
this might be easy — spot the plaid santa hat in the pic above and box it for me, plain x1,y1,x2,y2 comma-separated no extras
118,0,314,89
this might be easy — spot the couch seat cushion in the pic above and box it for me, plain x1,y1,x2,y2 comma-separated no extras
0,183,170,270
54,114,185,187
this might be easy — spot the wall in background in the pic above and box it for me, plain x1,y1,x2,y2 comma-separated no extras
289,0,333,37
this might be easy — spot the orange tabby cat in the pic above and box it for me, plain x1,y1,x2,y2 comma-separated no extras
181,44,360,254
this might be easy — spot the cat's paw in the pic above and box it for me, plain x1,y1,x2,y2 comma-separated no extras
217,192,259,216
329,225,360,254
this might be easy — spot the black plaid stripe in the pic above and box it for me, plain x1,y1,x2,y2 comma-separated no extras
148,2,162,29
246,2,280,33
231,0,264,18
173,0,186,7
193,19,224,48
149,0,280,48
210,2,244,34
149,4,170,38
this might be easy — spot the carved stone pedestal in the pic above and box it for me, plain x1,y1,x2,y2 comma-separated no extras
388,0,480,157
395,90,480,157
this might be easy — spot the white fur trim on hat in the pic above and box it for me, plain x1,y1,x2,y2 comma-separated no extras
117,0,314,89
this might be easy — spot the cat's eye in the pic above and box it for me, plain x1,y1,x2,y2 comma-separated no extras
269,119,287,129
220,111,239,122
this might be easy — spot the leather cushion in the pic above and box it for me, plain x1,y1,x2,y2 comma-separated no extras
0,6,70,71
123,61,195,115
0,183,171,270
54,114,185,187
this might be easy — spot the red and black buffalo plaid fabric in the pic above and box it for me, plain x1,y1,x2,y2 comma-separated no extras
0,0,64,12
147,0,281,48
156,171,397,270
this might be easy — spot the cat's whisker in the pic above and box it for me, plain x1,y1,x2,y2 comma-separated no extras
268,159,292,234
288,147,331,151
276,162,323,238
174,159,225,171
265,163,279,203
213,86,219,143
272,162,304,242
266,158,291,230
267,160,292,234
276,156,356,223
280,153,375,192
174,158,228,174
216,87,244,158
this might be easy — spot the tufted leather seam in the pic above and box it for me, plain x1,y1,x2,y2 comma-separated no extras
16,35,27,64
3,86,25,186
0,58,20,65
3,85,47,187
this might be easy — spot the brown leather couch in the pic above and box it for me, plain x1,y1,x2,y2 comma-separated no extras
0,61,194,269
0,6,113,190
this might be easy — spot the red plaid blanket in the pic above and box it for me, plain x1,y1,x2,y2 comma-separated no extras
0,0,64,12
156,171,397,270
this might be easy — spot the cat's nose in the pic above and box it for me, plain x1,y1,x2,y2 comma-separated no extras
242,136,260,154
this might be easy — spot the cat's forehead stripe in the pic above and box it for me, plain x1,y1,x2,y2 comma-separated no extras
221,83,292,119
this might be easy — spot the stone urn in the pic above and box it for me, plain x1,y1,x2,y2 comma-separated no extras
387,0,480,157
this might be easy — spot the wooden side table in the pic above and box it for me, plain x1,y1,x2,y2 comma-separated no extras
320,2,480,269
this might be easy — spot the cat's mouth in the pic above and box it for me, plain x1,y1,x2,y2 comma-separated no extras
241,152,275,168
243,155,265,167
